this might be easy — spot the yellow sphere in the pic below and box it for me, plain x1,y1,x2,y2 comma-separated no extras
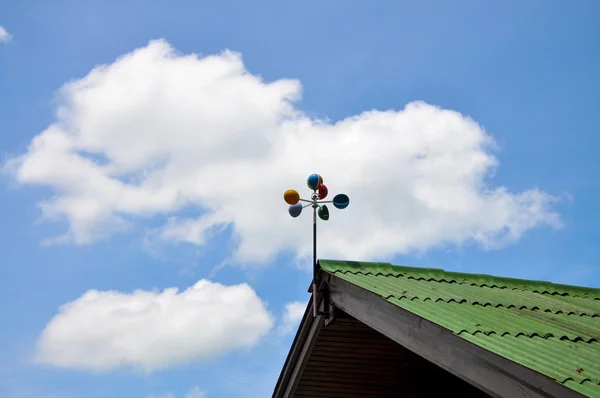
284,189,300,205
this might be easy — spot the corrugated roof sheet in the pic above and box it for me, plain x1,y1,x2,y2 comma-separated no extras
320,260,600,397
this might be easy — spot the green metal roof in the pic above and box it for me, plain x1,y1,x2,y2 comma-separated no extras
319,260,600,397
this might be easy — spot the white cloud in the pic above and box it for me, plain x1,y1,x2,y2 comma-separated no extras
34,280,274,373
277,301,306,336
6,39,562,265
0,26,11,43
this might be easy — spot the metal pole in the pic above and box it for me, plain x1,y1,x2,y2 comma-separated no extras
312,204,317,317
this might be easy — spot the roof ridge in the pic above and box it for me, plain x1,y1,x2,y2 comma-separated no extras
319,259,600,298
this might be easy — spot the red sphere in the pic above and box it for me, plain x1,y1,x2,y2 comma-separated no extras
318,183,328,200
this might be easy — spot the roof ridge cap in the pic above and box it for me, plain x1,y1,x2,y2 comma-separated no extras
318,259,600,297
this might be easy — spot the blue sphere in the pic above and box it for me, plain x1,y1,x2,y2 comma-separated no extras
307,174,321,190
333,193,349,209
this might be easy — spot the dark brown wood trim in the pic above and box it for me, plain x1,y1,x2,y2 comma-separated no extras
327,274,584,398
282,313,325,397
272,295,324,398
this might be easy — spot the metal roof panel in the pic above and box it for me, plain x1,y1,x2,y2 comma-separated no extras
320,260,600,396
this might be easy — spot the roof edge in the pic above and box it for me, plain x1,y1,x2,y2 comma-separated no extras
272,294,326,398
318,259,600,297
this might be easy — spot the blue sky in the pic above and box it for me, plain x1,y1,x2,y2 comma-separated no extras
1,1,599,397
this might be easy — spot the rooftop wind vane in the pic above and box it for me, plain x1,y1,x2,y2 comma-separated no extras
284,174,349,317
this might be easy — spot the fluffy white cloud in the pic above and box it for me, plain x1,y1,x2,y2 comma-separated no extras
35,280,274,373
277,301,306,336
0,26,11,43
6,39,562,265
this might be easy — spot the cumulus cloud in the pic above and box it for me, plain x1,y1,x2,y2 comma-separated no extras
0,26,11,43
35,280,274,373
277,301,306,336
5,39,562,265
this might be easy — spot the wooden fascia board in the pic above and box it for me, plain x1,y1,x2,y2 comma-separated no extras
272,295,325,398
327,273,584,398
